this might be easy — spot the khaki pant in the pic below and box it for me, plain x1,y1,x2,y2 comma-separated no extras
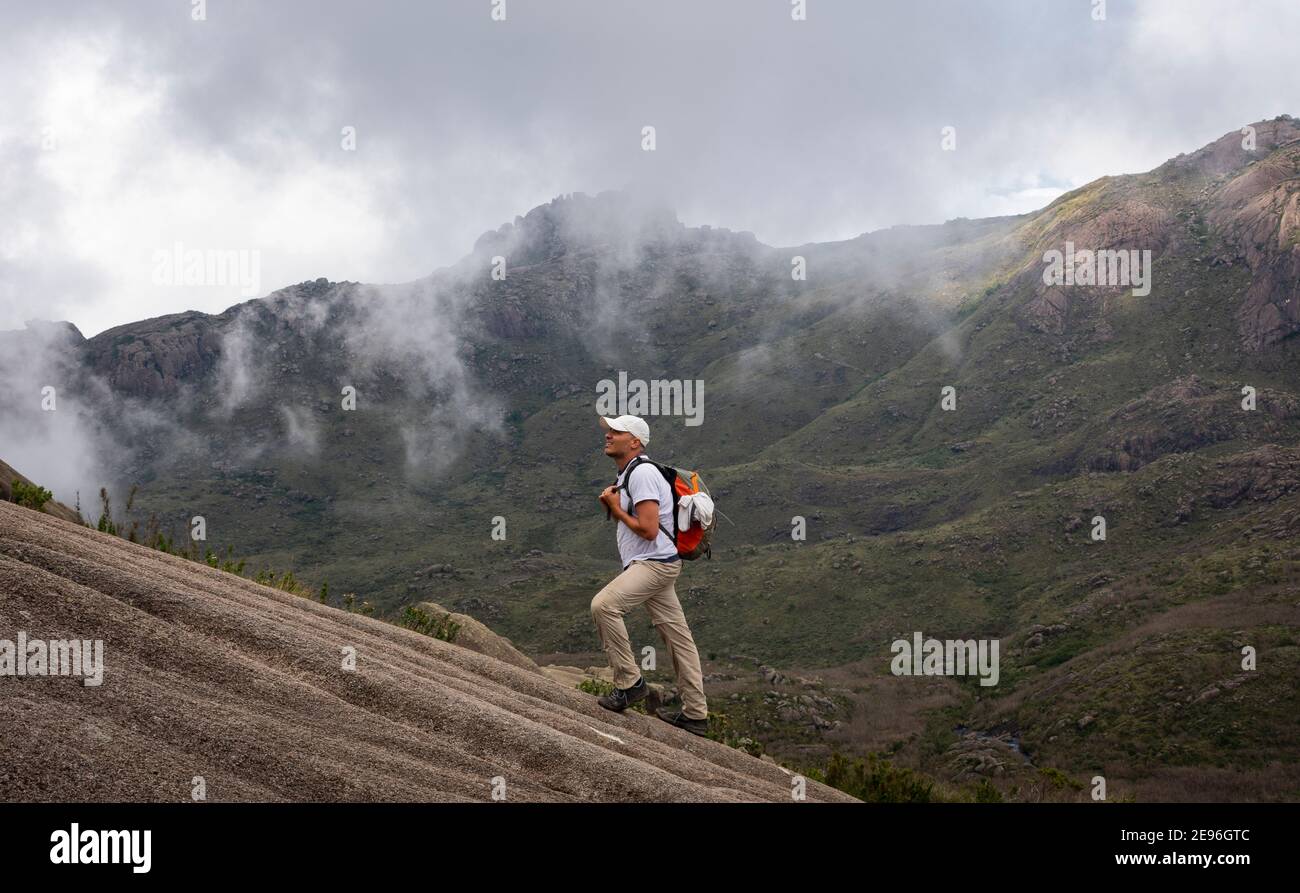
590,559,708,720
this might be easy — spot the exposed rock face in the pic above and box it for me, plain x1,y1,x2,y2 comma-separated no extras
1206,143,1300,350
1202,444,1300,509
82,311,226,399
1032,194,1181,261
414,600,540,673
1022,283,1073,336
0,502,855,802
471,190,685,268
482,300,536,340
12,123,1300,423
1013,117,1300,347
24,279,348,403
1081,376,1296,472
1168,115,1300,179
462,192,763,345
1016,185,1181,336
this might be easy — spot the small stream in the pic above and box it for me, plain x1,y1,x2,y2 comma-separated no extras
954,724,1033,765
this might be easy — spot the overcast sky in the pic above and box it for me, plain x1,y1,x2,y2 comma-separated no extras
1,0,1297,337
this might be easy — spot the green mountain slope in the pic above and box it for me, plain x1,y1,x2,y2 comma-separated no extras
3,116,1299,800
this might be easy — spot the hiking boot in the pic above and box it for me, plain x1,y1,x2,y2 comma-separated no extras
597,677,647,712
655,706,709,737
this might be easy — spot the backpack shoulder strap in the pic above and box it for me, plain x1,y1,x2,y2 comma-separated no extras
608,456,647,521
617,456,676,543
617,455,648,492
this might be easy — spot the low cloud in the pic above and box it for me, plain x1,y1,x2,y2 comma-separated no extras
4,1,1298,339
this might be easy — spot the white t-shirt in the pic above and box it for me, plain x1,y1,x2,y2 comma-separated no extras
615,456,679,568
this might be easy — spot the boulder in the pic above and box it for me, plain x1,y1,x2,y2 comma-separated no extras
414,601,540,673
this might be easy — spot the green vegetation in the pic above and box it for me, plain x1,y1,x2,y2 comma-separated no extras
92,483,330,602
793,751,1024,802
803,752,936,803
254,568,304,593
1038,767,1084,792
972,779,1004,803
9,478,52,511
399,605,461,642
703,709,763,756
81,133,1300,800
341,593,374,615
94,488,114,533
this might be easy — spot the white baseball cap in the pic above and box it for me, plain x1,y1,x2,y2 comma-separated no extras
600,414,651,446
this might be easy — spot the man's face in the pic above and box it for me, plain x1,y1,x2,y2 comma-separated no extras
603,427,640,458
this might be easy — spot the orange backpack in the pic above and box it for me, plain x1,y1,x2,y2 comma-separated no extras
614,456,714,560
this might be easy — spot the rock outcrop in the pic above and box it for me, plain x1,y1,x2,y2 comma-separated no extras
0,501,853,802
1013,117,1300,347
413,600,540,673
1206,141,1300,350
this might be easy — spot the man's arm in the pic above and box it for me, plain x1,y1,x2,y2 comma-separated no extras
627,499,661,541
599,486,661,541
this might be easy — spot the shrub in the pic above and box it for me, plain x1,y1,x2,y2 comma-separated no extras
10,479,53,511
703,710,760,756
96,487,118,535
399,605,460,642
972,779,1003,802
808,752,936,803
1039,766,1084,791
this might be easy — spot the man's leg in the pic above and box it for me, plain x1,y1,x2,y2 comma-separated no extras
643,563,708,721
590,562,665,690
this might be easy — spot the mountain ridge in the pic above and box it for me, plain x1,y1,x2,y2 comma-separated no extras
3,117,1299,800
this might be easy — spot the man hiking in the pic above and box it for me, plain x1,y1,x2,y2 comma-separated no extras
592,414,709,735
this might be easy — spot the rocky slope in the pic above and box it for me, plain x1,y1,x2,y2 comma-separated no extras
0,500,852,802
3,117,1299,800
0,459,81,525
